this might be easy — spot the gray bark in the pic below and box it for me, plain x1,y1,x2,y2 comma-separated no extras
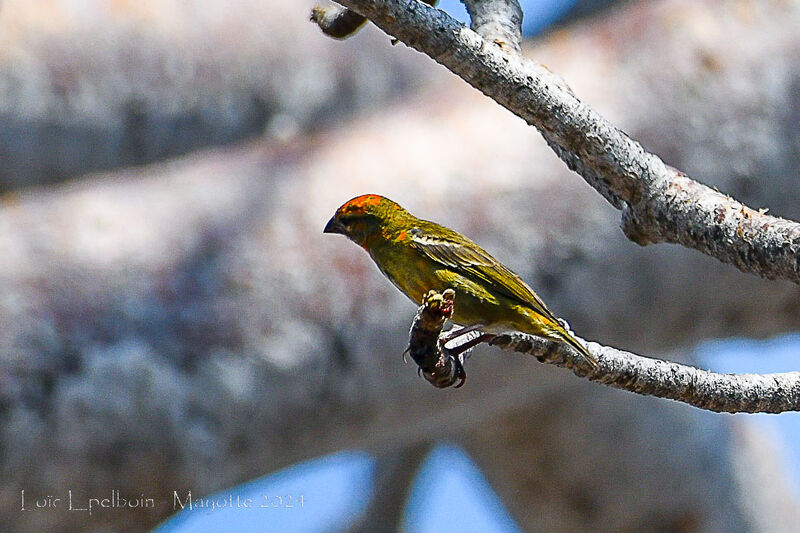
0,0,435,190
462,0,523,52
494,333,800,413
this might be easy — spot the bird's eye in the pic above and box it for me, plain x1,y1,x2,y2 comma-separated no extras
340,213,367,226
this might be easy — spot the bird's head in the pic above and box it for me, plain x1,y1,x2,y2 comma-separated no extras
324,194,409,247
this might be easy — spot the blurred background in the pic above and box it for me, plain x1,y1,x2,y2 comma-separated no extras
1,0,800,531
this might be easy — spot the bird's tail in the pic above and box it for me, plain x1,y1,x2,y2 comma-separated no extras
551,322,598,370
519,308,598,369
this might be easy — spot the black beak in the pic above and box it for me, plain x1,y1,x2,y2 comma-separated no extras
323,216,346,235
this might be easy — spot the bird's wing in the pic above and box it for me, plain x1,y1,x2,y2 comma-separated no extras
408,224,559,323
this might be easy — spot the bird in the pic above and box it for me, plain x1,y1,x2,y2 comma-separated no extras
323,194,597,370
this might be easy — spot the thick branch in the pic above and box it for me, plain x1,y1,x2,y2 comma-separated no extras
319,0,800,284
408,290,800,413
462,0,523,53
347,442,431,533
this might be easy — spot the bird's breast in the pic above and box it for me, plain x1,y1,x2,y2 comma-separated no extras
369,242,440,304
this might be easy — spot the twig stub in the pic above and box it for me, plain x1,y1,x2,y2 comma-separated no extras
406,289,466,388
311,4,368,39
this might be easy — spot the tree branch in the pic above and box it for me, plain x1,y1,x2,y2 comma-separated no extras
346,442,431,533
408,290,800,413
462,0,523,53
313,0,800,284
491,334,800,414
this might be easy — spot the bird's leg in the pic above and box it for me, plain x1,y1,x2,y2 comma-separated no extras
442,333,495,388
445,333,495,357
440,323,485,345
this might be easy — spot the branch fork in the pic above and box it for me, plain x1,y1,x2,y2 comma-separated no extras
312,0,523,53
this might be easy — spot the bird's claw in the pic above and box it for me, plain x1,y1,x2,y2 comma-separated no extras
451,353,467,388
439,288,455,318
410,289,484,388
426,333,494,388
419,349,468,388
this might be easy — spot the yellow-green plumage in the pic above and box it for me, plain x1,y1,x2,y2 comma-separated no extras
324,194,596,367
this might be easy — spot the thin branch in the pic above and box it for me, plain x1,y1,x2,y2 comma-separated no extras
462,0,523,53
315,0,800,284
491,334,800,414
408,290,800,413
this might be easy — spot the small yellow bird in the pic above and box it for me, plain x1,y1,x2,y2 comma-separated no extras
324,194,596,368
